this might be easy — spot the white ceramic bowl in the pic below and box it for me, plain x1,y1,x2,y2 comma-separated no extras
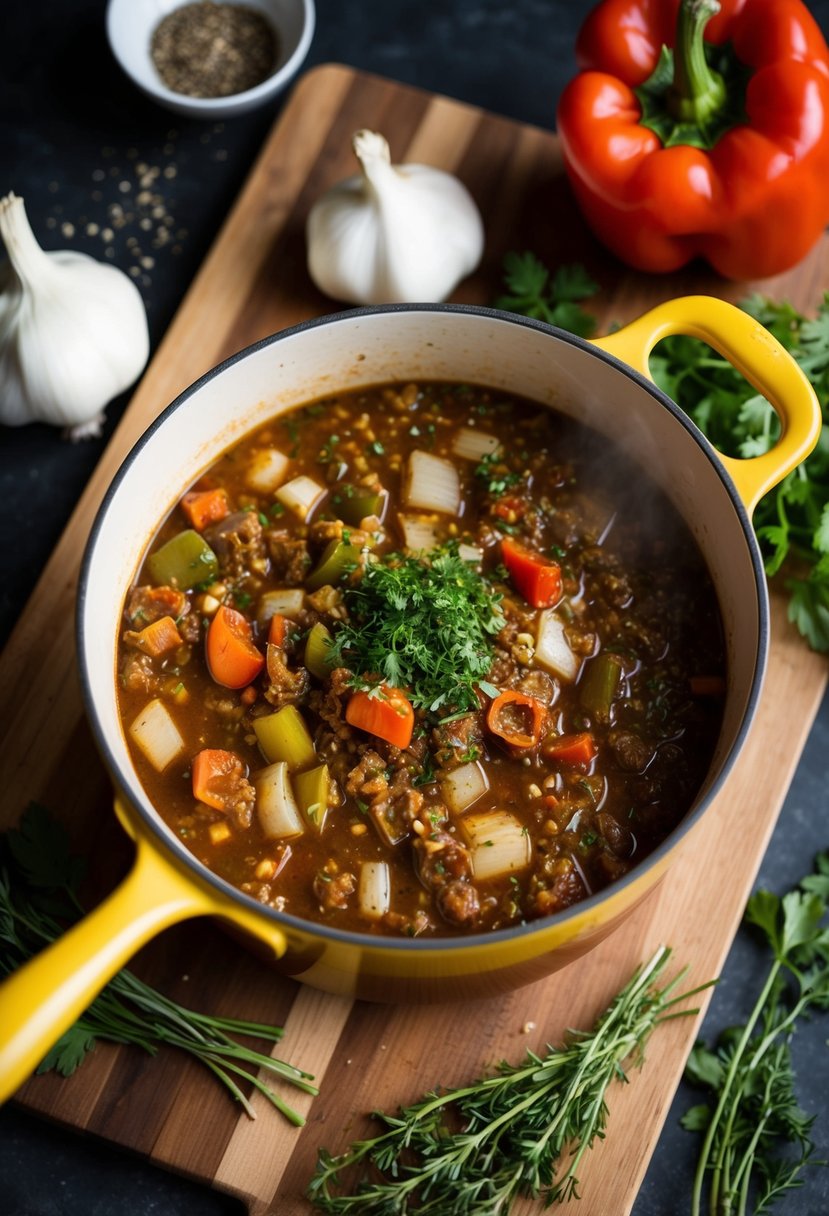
106,0,315,119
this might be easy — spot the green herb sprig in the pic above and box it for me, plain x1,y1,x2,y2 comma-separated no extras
0,804,317,1123
493,252,599,336
308,945,709,1214
328,542,504,713
683,851,829,1216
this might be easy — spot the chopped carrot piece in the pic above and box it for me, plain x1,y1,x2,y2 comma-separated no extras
346,685,415,750
192,748,247,812
130,615,183,657
181,487,230,531
501,537,562,608
268,613,288,647
206,605,265,689
486,690,547,749
542,731,597,767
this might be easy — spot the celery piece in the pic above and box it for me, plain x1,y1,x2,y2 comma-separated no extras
294,763,330,831
304,622,334,680
253,704,316,769
147,529,218,590
579,654,623,721
305,539,362,590
330,484,387,526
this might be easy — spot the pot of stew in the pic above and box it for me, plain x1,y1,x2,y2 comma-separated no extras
0,298,820,1101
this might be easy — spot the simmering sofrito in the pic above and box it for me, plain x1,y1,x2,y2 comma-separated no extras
118,381,725,937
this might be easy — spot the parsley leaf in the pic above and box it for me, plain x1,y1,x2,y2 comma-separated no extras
494,252,598,337
328,542,504,712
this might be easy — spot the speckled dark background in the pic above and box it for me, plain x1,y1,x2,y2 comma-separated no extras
3,1,829,1213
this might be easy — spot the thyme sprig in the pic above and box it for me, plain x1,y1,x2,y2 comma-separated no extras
0,804,317,1123
683,851,829,1215
308,945,709,1213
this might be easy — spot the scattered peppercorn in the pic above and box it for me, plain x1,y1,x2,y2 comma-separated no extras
150,1,278,99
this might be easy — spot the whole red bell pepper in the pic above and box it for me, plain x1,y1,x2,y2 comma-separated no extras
556,0,829,278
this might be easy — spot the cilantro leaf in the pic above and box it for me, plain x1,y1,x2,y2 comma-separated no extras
7,802,85,893
36,1023,98,1077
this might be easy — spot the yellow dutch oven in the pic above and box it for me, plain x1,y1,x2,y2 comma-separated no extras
0,298,820,1104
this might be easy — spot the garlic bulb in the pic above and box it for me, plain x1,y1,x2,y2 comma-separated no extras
0,193,149,439
306,130,484,305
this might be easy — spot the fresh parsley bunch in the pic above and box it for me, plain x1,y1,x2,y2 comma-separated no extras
328,542,504,713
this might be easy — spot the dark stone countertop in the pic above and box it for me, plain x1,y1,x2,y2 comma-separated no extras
2,1,829,1213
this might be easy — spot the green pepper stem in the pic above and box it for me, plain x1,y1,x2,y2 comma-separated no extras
668,0,726,125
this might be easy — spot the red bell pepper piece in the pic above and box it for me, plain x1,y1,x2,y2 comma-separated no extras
556,0,829,279
501,537,562,608
486,690,547,749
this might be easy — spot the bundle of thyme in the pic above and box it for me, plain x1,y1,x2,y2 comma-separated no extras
0,803,317,1123
308,945,709,1213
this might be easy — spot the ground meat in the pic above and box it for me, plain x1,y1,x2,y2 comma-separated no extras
608,729,656,773
313,869,357,910
263,644,309,707
382,909,432,936
125,584,186,626
205,511,266,580
345,749,389,802
120,652,162,694
308,667,355,746
528,861,586,917
305,584,344,618
414,830,474,887
597,811,634,857
432,713,485,767
177,611,202,644
266,530,311,583
437,879,480,927
487,645,521,689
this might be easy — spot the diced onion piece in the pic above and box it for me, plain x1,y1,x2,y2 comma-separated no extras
462,810,531,881
399,515,442,552
404,450,461,515
441,761,490,814
253,762,305,839
535,609,581,681
358,861,391,921
275,474,326,520
451,427,500,462
246,447,290,493
457,543,483,565
128,698,184,771
253,704,316,769
257,588,305,628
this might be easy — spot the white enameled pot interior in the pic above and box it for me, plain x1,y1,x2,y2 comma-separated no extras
80,307,762,881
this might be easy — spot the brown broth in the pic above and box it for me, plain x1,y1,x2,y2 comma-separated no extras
117,381,725,937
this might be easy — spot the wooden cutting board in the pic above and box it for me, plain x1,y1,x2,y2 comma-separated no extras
3,64,828,1215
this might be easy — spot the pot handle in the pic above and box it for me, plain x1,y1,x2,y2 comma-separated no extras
591,295,821,515
0,800,287,1105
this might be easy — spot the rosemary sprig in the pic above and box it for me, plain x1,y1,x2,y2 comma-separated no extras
0,804,317,1123
308,945,710,1213
683,851,829,1215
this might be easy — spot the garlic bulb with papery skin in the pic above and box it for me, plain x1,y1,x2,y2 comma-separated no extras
0,193,150,439
306,130,484,305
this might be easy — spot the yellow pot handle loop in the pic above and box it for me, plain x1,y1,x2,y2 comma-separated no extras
591,295,821,516
0,800,287,1105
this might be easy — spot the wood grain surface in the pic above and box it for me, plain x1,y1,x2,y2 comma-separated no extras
3,64,828,1215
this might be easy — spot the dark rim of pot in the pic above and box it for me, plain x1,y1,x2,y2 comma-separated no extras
77,303,769,955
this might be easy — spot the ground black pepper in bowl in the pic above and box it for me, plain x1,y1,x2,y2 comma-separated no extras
150,2,278,99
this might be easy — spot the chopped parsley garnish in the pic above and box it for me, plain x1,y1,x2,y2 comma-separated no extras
369,441,385,455
474,450,521,497
328,542,504,712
